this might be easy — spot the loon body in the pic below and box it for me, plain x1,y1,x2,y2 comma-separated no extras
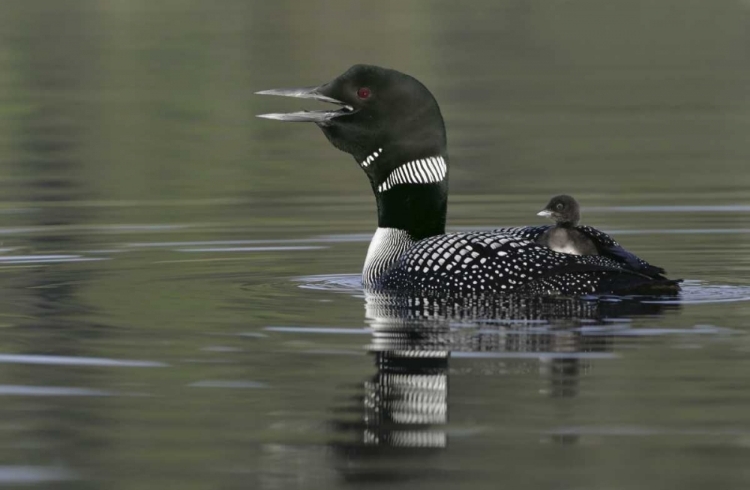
257,65,676,296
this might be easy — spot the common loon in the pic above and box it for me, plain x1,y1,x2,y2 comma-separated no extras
257,64,677,296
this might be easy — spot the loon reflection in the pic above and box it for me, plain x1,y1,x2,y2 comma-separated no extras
330,289,677,476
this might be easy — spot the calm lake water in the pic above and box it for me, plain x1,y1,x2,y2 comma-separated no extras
0,1,749,488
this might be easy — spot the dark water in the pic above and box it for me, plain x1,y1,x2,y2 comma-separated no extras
0,1,749,488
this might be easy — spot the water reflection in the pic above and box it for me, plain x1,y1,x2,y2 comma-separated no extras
0,7,115,482
331,290,678,479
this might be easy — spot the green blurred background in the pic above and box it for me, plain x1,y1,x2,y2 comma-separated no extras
2,0,749,206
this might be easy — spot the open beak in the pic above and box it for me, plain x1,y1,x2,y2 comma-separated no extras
255,86,354,123
537,209,553,218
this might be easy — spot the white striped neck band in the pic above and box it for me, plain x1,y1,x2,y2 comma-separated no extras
377,156,447,193
361,148,383,168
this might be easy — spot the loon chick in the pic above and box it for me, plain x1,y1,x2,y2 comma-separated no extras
531,194,667,278
256,65,677,296
536,195,599,256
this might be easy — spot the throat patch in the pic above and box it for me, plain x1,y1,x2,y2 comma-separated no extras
361,148,383,168
377,156,447,193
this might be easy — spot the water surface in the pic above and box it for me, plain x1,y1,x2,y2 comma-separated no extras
0,1,749,488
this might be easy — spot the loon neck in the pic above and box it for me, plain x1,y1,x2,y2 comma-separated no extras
556,220,577,229
364,151,449,241
375,182,447,240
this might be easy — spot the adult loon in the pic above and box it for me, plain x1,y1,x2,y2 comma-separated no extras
257,64,678,296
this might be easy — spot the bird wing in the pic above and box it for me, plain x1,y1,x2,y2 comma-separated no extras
573,225,666,277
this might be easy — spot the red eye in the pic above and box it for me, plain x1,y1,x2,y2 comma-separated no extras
357,87,371,99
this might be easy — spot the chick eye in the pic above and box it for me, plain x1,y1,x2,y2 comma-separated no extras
357,87,371,99
555,203,563,211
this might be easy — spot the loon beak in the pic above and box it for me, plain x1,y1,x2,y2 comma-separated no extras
537,209,553,218
255,86,354,123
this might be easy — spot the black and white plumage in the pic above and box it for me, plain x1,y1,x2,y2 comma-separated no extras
362,228,414,286
377,155,447,193
372,228,667,296
257,64,678,296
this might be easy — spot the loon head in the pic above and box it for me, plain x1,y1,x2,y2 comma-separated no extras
537,195,581,226
256,65,448,197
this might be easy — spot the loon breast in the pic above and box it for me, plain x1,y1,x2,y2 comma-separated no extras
363,228,415,286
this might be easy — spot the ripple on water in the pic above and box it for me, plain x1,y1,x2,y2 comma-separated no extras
294,273,363,293
188,381,267,389
0,354,166,367
0,254,107,264
0,385,112,397
641,280,750,304
0,466,75,484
